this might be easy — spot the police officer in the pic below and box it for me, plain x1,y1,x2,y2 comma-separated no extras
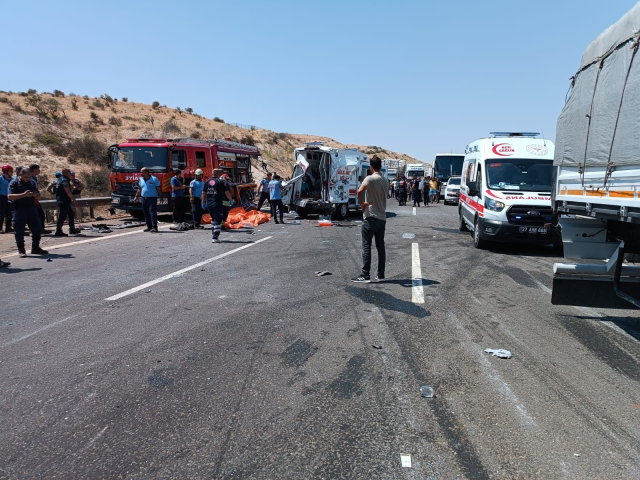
411,175,422,207
220,173,235,228
397,177,407,206
7,168,48,257
29,164,51,234
189,169,205,229
55,168,79,236
202,169,231,243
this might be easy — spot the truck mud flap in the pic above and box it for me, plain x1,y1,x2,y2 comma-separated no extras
551,276,640,309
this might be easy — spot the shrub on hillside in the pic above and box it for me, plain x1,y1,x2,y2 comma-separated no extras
53,90,65,97
162,119,181,135
83,167,111,195
152,101,160,110
0,97,7,103
35,133,63,146
100,94,114,103
240,135,256,146
90,112,103,125
195,122,202,129
24,95,61,120
122,97,128,102
27,89,37,95
67,137,108,164
213,117,224,123
108,116,123,126
185,107,193,114
71,98,78,110
92,100,105,109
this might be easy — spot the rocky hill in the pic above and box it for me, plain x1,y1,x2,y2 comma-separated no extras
0,90,422,196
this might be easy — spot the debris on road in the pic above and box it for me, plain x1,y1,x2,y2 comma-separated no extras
86,373,93,376
314,271,332,277
420,386,434,398
574,453,580,457
46,257,52,262
400,454,412,468
172,273,184,278
402,233,415,239
318,219,333,227
372,344,383,349
484,348,513,359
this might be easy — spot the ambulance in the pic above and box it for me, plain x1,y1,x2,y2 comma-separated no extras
281,142,370,219
459,132,560,249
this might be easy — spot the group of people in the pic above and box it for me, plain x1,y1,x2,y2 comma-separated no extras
0,163,84,266
388,175,440,207
256,172,285,224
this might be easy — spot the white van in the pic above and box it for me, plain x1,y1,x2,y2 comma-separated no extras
281,142,370,219
459,132,560,249
405,163,426,179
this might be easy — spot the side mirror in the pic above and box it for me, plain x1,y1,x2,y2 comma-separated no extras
467,181,479,197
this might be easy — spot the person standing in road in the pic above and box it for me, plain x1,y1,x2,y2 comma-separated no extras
352,156,389,283
411,175,422,207
0,258,9,268
422,176,429,206
7,168,48,258
0,164,14,234
257,173,272,211
429,177,438,204
29,164,51,234
268,174,284,224
70,171,84,221
133,167,161,233
46,172,62,196
221,173,234,228
54,169,79,237
171,169,187,224
202,169,231,243
397,177,407,206
189,169,205,229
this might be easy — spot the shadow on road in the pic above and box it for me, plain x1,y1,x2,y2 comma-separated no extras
0,267,43,274
345,285,430,318
569,315,640,342
376,278,441,288
487,243,563,258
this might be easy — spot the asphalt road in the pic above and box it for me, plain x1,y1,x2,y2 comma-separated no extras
1,202,639,479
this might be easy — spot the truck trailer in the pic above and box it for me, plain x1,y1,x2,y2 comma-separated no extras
551,4,640,309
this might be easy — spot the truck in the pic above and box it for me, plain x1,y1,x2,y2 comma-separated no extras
551,4,640,310
107,137,260,217
405,163,426,179
433,153,465,201
387,168,398,182
281,142,370,219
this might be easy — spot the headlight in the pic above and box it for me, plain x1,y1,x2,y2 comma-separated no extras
484,197,505,212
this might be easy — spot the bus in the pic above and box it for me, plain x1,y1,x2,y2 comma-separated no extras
433,154,465,199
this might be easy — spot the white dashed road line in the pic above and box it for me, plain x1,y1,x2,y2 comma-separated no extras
413,207,416,216
105,236,272,301
412,242,425,304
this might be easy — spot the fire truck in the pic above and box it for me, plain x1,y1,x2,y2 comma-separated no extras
107,138,260,217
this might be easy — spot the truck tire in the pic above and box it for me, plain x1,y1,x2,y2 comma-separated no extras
458,210,468,232
130,210,145,220
473,217,488,249
333,203,348,220
296,208,308,219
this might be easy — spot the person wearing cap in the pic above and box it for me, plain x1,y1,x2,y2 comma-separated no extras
170,169,187,224
1,164,14,233
202,168,231,243
268,174,285,224
8,168,48,257
54,168,80,236
220,173,234,228
29,164,51,234
189,169,205,229
46,172,62,196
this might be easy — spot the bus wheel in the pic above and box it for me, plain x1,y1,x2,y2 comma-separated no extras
333,203,348,220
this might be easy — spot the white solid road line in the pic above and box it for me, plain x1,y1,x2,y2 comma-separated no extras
412,242,425,304
2,314,79,348
105,236,272,301
413,207,416,216
1,223,176,259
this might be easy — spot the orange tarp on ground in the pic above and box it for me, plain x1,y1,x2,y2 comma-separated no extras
226,207,271,229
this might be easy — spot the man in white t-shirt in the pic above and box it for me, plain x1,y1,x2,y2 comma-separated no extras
352,156,389,284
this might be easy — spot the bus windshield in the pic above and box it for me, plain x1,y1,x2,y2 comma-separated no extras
486,159,553,192
113,147,169,172
434,156,464,181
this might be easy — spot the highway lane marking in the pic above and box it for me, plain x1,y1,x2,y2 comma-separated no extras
413,207,416,216
412,243,425,304
105,236,272,301
0,223,175,259
2,314,79,347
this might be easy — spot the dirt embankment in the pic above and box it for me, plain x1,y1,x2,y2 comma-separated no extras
0,90,422,196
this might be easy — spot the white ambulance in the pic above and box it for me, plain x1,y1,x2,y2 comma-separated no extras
281,142,370,219
459,132,561,249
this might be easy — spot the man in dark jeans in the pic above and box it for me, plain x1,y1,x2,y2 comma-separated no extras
171,169,187,223
7,168,48,257
257,173,272,211
352,156,389,283
133,167,161,233
55,169,79,237
0,164,13,233
29,164,52,234
202,169,231,244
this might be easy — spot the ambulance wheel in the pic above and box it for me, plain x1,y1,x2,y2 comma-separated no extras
333,203,348,220
458,211,468,232
473,217,488,249
297,208,308,219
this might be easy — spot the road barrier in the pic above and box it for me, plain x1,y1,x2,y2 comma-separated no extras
39,197,112,222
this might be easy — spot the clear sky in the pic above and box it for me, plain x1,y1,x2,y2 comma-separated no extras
1,0,637,163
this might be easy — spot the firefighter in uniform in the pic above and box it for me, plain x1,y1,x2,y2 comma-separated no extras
202,169,232,243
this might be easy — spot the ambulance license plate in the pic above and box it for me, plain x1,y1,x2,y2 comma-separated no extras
112,196,120,204
519,227,547,234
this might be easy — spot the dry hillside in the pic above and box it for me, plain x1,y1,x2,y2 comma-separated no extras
0,90,421,197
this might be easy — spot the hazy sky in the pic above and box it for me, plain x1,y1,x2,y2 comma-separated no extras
1,0,637,163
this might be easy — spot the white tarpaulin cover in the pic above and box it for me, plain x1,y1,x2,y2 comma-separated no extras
555,2,640,167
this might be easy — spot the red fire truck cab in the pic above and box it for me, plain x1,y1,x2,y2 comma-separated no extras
108,137,260,216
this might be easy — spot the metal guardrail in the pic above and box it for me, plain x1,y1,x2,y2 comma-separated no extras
39,197,112,211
